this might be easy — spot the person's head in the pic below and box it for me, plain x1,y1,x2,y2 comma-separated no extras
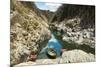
46,48,57,59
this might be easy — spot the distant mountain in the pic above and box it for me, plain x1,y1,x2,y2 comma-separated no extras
40,10,54,22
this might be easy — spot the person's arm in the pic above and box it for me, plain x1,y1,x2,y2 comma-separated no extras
40,46,48,54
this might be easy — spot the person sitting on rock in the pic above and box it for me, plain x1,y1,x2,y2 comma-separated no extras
40,34,62,59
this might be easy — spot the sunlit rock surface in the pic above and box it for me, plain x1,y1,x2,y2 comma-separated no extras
14,49,95,67
10,0,50,65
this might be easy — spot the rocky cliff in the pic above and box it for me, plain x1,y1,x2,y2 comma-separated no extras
50,4,95,29
49,4,95,49
10,0,51,65
10,1,95,66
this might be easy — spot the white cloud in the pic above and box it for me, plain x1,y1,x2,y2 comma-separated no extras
45,3,62,12
45,3,62,7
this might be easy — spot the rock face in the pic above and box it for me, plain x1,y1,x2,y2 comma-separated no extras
10,1,95,66
50,4,95,29
49,4,95,49
14,49,95,67
60,49,95,63
10,0,50,65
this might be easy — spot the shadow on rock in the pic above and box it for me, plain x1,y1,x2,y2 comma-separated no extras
61,40,95,55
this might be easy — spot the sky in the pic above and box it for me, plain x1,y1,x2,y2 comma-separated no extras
35,2,62,12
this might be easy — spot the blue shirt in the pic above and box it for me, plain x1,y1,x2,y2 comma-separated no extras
39,34,62,57
47,34,62,56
